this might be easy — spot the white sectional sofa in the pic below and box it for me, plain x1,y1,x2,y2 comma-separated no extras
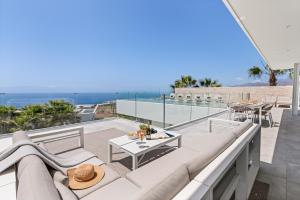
6,118,260,200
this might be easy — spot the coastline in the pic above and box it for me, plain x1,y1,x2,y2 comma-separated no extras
0,92,161,108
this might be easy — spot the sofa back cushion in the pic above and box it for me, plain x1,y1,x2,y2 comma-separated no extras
54,181,78,200
13,131,31,144
17,155,61,200
183,132,236,178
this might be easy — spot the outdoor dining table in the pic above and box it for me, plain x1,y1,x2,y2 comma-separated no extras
245,103,265,125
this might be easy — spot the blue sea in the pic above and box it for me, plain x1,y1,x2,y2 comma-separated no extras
0,93,161,108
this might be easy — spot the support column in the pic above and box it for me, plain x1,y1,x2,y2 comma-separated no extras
292,63,300,116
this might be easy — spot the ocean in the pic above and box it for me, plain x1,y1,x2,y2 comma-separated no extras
0,93,161,108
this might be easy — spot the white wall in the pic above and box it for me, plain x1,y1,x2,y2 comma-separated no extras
116,100,226,125
175,86,292,103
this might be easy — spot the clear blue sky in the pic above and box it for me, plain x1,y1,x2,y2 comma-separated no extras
0,0,267,93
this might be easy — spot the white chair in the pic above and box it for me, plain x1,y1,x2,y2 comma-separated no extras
169,93,175,99
185,94,192,102
193,95,202,103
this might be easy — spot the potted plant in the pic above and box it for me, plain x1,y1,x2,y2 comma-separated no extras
139,124,151,139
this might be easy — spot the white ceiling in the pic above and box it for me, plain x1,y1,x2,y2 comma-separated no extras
223,0,300,70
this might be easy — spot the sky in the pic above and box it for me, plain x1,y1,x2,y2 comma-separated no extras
0,0,278,93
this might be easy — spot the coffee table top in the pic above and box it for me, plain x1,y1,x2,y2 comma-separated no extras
109,131,181,156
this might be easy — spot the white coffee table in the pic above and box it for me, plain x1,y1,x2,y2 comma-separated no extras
108,131,182,170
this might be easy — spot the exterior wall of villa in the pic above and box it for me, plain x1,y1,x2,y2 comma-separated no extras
175,86,292,102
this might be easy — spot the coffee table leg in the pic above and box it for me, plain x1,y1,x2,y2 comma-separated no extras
132,155,137,170
259,107,262,125
108,144,112,163
178,136,182,148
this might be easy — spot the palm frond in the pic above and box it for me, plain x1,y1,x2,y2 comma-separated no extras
248,66,263,78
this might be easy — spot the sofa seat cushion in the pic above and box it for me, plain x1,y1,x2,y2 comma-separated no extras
51,164,120,199
126,148,193,200
56,148,121,198
71,165,120,198
17,155,61,200
126,147,197,188
45,137,81,155
57,148,104,167
49,149,104,186
57,148,87,157
182,132,236,178
134,165,190,200
81,178,140,200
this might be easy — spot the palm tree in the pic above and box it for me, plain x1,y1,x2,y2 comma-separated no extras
248,65,290,86
180,75,198,87
170,75,198,91
199,78,222,87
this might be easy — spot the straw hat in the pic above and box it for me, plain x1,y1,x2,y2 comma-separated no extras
67,164,105,190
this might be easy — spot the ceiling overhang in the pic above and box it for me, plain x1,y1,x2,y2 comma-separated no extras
223,0,300,70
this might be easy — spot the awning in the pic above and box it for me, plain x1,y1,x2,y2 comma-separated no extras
223,0,300,70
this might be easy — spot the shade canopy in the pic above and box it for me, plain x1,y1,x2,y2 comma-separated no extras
223,0,300,70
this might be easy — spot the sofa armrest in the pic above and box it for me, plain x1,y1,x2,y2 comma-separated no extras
28,126,84,148
208,118,241,133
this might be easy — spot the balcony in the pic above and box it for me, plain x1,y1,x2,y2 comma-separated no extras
0,96,261,200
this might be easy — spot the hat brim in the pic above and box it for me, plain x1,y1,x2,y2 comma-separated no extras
67,165,105,190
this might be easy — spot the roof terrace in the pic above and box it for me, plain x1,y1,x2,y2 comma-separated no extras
0,109,261,200
1,0,300,199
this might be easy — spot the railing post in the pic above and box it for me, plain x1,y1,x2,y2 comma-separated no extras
163,94,166,128
135,93,137,121
208,118,212,132
189,93,193,121
79,127,84,148
292,63,300,116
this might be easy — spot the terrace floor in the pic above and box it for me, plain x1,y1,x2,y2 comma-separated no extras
256,107,300,200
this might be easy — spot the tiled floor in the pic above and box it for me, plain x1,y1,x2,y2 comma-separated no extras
256,107,300,200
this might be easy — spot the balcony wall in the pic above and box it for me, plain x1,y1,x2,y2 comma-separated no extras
175,86,292,103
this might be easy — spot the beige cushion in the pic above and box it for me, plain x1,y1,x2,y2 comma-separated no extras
126,148,197,188
126,149,192,199
183,132,236,178
45,137,81,154
71,164,120,198
182,132,235,152
56,148,120,198
136,165,190,200
81,178,140,200
57,148,91,157
13,131,31,143
17,155,61,200
54,181,78,200
57,148,104,169
232,121,252,138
